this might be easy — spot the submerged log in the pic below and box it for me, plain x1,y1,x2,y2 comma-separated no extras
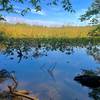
74,75,100,88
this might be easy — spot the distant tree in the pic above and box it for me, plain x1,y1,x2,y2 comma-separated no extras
80,0,100,36
0,0,74,20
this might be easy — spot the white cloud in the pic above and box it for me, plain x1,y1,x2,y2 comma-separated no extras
75,9,87,18
31,9,46,16
5,16,64,27
5,9,89,27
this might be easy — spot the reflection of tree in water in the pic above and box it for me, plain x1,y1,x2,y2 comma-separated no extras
1,39,100,64
0,39,75,63
0,69,11,83
1,40,47,62
40,63,57,82
0,69,18,100
74,68,100,100
86,43,100,63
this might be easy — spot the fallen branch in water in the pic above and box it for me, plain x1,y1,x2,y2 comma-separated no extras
0,69,39,100
8,82,38,100
12,91,38,100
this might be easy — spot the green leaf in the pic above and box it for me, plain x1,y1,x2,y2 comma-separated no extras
35,5,41,12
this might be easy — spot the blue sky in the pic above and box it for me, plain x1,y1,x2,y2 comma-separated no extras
3,0,93,26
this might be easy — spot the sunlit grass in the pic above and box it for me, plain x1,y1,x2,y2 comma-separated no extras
0,22,95,39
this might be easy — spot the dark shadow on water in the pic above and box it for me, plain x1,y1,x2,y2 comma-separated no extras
74,68,100,100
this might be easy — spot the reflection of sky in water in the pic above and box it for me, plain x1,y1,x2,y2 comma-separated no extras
0,47,100,100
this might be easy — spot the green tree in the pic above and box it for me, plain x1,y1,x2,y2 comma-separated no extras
0,0,74,20
80,0,100,36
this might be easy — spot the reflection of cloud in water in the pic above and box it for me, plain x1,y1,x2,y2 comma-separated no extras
0,79,14,91
18,81,31,88
29,80,89,100
32,83,61,100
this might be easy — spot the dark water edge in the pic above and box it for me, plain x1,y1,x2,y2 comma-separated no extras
0,37,100,47
0,37,100,100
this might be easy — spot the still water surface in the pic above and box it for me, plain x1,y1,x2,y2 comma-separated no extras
0,39,100,100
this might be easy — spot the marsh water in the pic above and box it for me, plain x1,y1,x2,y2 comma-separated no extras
0,38,100,100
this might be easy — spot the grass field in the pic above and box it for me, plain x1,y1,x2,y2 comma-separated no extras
0,22,95,39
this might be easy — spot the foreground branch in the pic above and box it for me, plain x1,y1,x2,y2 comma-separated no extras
12,91,38,100
8,86,38,100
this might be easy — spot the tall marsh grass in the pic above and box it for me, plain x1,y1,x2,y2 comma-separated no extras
0,23,94,38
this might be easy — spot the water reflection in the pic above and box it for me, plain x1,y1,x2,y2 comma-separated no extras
0,38,99,63
0,38,100,100
0,69,17,100
87,46,100,63
0,69,11,83
40,63,57,82
0,39,76,63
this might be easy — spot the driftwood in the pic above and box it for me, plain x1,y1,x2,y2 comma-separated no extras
0,69,39,100
8,86,38,100
12,92,37,100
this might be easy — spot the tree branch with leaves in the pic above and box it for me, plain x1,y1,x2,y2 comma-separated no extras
80,0,100,36
0,0,74,20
